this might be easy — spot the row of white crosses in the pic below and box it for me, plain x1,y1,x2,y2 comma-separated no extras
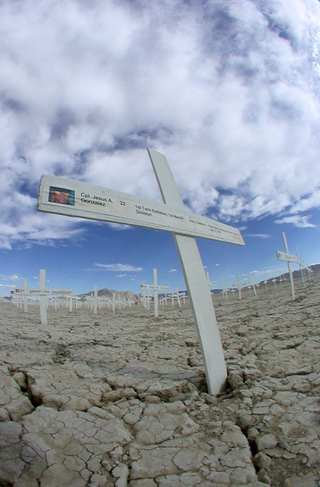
38,148,245,394
84,287,134,314
141,268,215,315
166,288,187,306
142,267,227,308
222,232,310,302
157,289,187,307
12,271,135,320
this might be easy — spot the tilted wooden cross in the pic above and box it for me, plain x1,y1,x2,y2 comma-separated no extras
276,232,304,301
38,149,244,394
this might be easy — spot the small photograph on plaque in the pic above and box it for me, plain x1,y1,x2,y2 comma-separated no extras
49,186,75,206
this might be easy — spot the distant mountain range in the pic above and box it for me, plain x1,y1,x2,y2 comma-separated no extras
80,288,140,301
258,263,320,286
82,264,320,298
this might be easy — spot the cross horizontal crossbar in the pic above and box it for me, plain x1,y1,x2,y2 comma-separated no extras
38,175,244,245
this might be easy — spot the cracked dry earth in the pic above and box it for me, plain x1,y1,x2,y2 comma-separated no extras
0,278,320,487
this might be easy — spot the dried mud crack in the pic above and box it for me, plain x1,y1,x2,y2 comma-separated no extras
1,277,320,486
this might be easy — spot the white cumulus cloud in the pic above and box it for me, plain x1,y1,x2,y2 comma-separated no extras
1,0,320,249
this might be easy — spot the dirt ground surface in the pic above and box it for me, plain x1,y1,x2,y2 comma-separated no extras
0,276,319,486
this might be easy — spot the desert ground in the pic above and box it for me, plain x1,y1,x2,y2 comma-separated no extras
0,276,319,487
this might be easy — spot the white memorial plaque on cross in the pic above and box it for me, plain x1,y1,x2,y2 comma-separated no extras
276,251,301,265
38,176,244,246
38,149,245,394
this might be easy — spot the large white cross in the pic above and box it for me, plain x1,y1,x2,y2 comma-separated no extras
38,149,244,394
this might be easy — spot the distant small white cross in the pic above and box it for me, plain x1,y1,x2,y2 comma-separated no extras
206,272,217,292
232,274,244,300
140,269,170,317
14,269,73,324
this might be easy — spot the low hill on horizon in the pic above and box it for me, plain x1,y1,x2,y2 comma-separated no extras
79,288,140,301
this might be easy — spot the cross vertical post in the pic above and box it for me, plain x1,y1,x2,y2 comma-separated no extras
39,269,48,325
23,279,28,313
295,246,306,288
250,273,257,296
153,269,159,318
175,287,181,307
148,149,227,394
94,285,98,315
282,232,295,301
238,274,242,300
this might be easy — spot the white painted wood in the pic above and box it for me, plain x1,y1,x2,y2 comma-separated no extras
283,232,295,301
175,287,181,307
94,285,98,315
276,250,301,264
39,269,48,325
38,176,244,246
295,247,306,288
250,273,257,296
84,287,104,314
206,272,217,291
23,279,28,312
238,275,242,300
232,274,243,300
154,269,158,318
179,292,187,304
223,285,228,300
147,149,228,394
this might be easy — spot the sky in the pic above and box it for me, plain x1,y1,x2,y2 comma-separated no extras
1,0,320,297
